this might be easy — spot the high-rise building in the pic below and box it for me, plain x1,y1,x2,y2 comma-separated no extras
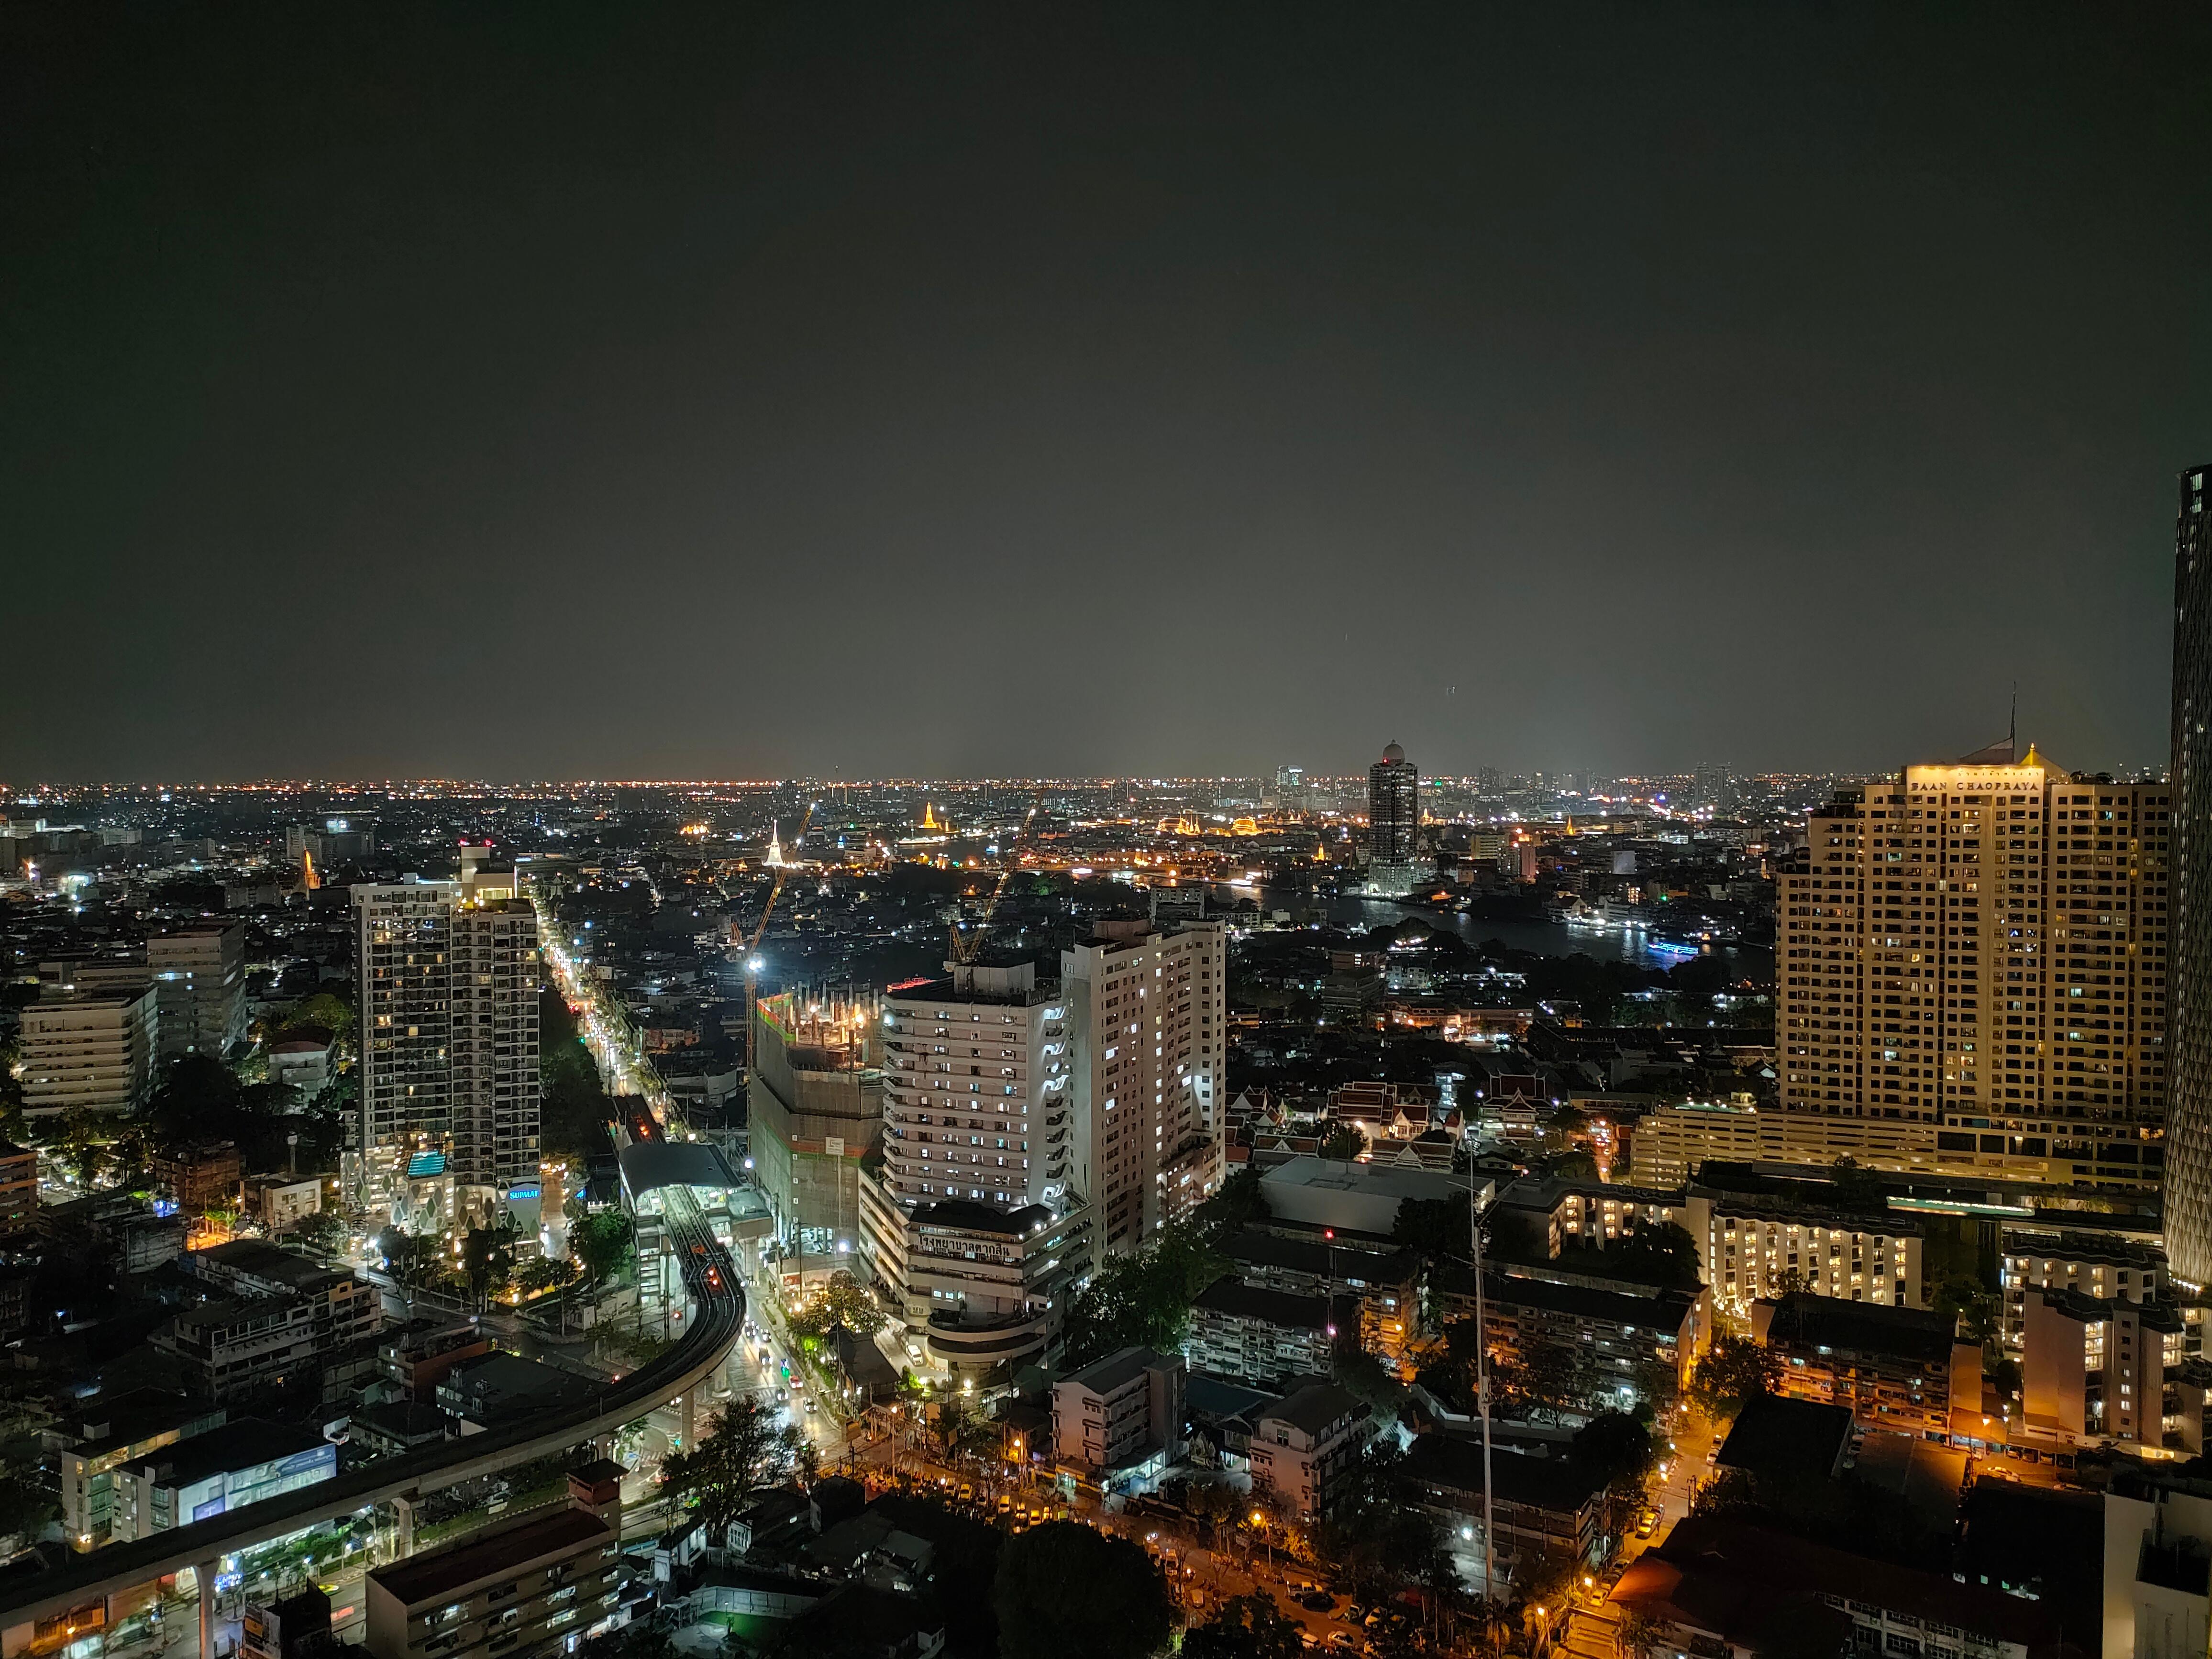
751,988,885,1257
2171,462,2212,1287
19,986,159,1118
1062,919,1227,1252
876,963,1071,1214
1775,752,2169,1192
1693,763,1733,813
1368,742,1419,864
149,923,246,1062
448,900,542,1193
353,881,540,1212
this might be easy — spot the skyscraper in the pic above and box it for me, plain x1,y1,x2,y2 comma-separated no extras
2169,463,2212,1285
353,879,540,1215
1368,742,1419,864
1775,752,2169,1192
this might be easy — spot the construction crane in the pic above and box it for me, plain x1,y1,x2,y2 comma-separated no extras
947,793,1046,974
735,800,817,1077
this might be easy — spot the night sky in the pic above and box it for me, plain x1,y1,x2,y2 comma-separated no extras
6,5,2209,783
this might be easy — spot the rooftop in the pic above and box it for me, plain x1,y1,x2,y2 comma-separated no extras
1403,1436,1607,1511
1260,1158,1461,1204
1715,1394,1854,1484
1485,1270,1698,1328
1757,1293,1960,1364
913,1198,1055,1239
1191,1277,1334,1333
370,1505,611,1608
616,1138,740,1199
1259,1382,1367,1438
1062,1346,1175,1397
129,1418,327,1486
1217,1228,1416,1284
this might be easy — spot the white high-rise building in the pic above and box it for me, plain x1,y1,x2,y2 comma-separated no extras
1062,919,1227,1253
353,881,540,1213
876,962,1073,1212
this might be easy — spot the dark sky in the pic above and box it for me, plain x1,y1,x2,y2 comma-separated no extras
6,5,2209,784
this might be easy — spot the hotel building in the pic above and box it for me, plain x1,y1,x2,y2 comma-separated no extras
1776,752,2168,1191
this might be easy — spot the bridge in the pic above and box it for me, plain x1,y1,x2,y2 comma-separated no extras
0,1189,743,1659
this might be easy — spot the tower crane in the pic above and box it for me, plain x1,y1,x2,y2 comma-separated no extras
735,800,817,1078
947,792,1046,978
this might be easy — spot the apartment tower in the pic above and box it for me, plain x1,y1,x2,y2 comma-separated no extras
353,881,540,1210
1777,751,2169,1191
148,922,246,1061
1368,742,1419,864
1062,919,1227,1252
2170,462,2212,1285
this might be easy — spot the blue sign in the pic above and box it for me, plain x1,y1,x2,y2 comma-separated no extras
193,1497,227,1522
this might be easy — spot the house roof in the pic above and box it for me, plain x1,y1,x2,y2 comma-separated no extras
1715,1394,1855,1484
1403,1436,1606,1512
1259,1382,1367,1439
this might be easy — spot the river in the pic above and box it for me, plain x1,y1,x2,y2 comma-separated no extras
1259,887,1776,983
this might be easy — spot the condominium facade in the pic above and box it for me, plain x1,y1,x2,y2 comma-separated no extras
448,900,542,1191
354,881,540,1208
148,922,246,1061
878,962,1071,1212
1369,742,1419,864
18,986,159,1118
1062,920,1227,1252
1777,755,2169,1191
2170,461,2212,1285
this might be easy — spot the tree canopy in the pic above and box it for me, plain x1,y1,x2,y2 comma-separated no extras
659,1397,804,1533
1688,1333,1778,1422
1183,1594,1307,1659
1059,1224,1224,1368
993,1522,1174,1659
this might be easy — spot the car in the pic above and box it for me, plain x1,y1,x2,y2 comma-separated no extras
959,1484,974,1502
1301,1593,1336,1612
1635,1508,1659,1539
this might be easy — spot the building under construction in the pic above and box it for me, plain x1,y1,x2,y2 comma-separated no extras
748,987,885,1264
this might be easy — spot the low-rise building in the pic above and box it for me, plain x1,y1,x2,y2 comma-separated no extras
0,1139,36,1233
1185,1278,1347,1389
1685,1180,1927,1315
1493,1176,1681,1258
365,1497,620,1659
380,1321,495,1402
1249,1382,1373,1520
1611,1516,2057,1659
1404,1435,1610,1587
1214,1228,1420,1371
245,1173,325,1232
53,1390,226,1550
2000,1224,2168,1352
154,1142,243,1215
1470,1270,1703,1412
1752,1293,1980,1438
109,1418,335,1540
2020,1286,2188,1449
266,1038,334,1096
436,1353,597,1431
1051,1346,1184,1493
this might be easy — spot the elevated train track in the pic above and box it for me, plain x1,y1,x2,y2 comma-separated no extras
0,1221,743,1659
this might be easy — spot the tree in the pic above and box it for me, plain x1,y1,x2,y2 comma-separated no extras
994,1522,1174,1659
1688,1333,1778,1422
1493,1343,1585,1422
786,1272,885,1342
1183,1594,1307,1659
461,1226,515,1305
1571,1411,1657,1490
1318,1123,1367,1162
1393,1196,1471,1263
572,1209,635,1284
659,1397,803,1533
1059,1224,1224,1368
516,1255,582,1296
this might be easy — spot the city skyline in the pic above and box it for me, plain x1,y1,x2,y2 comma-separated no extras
6,9,2208,780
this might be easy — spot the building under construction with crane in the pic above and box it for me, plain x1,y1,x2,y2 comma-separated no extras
747,986,885,1263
